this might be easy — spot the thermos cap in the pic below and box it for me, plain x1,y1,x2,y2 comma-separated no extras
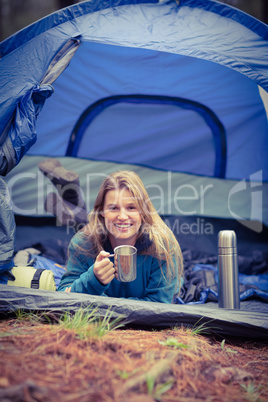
218,230,237,249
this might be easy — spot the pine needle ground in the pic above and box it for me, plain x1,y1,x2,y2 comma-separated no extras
0,312,267,402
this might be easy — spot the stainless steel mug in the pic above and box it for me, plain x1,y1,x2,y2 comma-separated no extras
218,230,240,309
114,245,137,282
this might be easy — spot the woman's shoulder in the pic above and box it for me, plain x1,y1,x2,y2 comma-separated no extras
136,233,153,252
70,230,93,250
68,231,97,262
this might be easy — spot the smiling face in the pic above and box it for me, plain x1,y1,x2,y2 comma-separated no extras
101,188,142,248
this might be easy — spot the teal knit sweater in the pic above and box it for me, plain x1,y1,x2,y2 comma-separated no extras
58,232,179,303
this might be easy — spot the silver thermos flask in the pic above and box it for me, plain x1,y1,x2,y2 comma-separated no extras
218,230,240,309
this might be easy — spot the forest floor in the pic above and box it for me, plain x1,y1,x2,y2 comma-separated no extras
0,313,267,402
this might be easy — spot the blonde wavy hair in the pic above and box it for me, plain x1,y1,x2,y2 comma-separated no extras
80,170,183,282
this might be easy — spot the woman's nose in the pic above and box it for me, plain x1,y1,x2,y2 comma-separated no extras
118,208,128,219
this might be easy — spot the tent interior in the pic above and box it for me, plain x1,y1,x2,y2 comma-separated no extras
0,0,267,338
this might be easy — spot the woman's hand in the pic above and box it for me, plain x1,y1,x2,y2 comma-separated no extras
93,251,115,285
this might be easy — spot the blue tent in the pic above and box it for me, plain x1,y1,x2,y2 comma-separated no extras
0,0,267,224
0,0,268,337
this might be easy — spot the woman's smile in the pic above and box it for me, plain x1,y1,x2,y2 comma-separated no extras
114,223,132,230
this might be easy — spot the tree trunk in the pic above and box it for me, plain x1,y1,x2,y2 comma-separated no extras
57,0,76,9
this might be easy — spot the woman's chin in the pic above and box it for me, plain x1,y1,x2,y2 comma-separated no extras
110,231,138,245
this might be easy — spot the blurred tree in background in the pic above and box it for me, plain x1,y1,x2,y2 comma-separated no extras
0,0,79,41
220,0,267,23
0,0,267,42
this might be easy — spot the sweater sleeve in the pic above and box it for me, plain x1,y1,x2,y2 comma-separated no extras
128,256,179,304
146,259,178,303
57,234,110,295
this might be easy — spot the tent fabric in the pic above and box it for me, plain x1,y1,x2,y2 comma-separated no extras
0,284,268,339
0,178,15,275
0,0,268,180
0,85,54,175
175,264,268,304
